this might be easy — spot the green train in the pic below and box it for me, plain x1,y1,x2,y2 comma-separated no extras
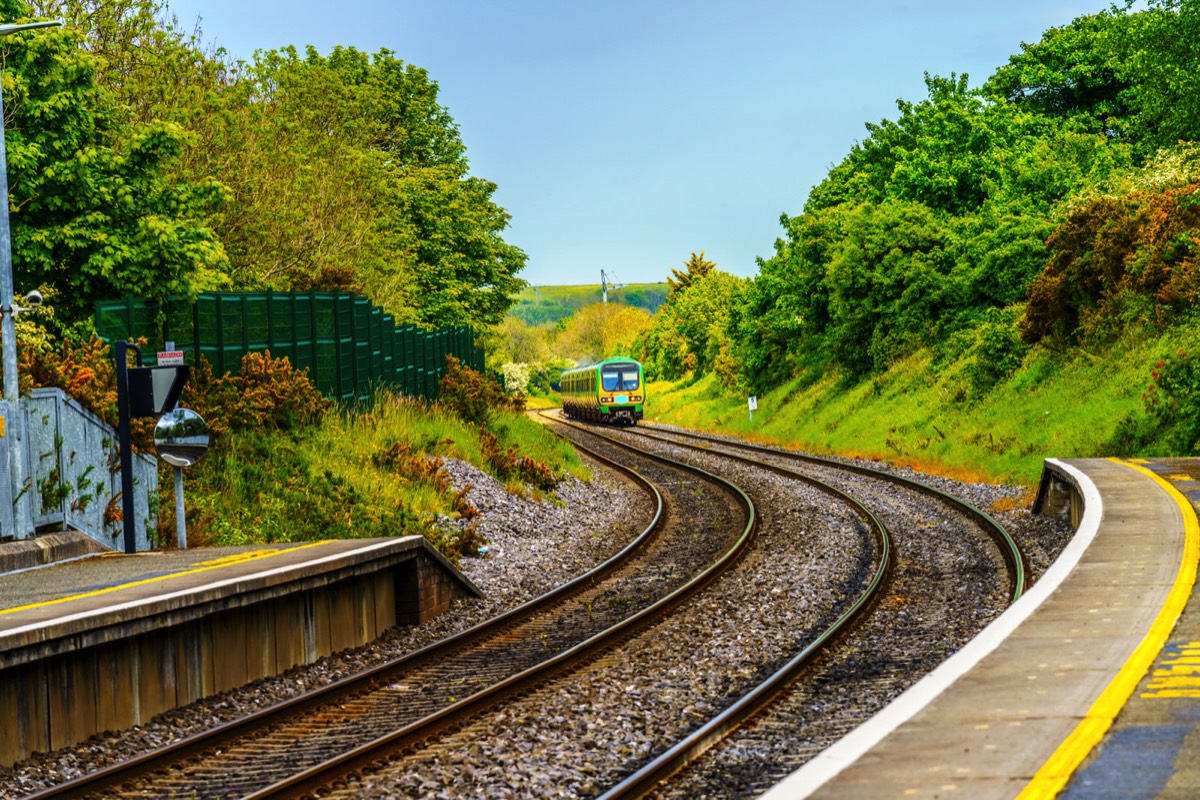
560,357,645,425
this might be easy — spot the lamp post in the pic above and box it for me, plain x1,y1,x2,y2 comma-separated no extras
0,19,63,537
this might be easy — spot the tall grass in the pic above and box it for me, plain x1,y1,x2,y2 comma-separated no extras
644,327,1190,487
186,390,587,555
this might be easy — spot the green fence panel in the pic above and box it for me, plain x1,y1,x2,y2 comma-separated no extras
96,292,480,402
311,292,337,397
194,295,222,376
423,330,436,399
434,330,446,381
402,325,413,390
398,326,412,395
245,294,269,352
265,292,295,369
407,327,419,397
369,306,384,388
351,297,370,399
292,292,316,377
333,294,354,401
417,327,430,398
456,328,469,368
380,313,395,384
163,297,194,357
225,295,247,370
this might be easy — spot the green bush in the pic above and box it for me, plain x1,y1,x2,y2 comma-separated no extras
1102,348,1200,457
1145,350,1200,454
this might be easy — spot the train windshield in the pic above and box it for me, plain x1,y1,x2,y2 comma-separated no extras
601,364,640,392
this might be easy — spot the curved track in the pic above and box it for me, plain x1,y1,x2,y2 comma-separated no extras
21,415,1025,800
583,418,1028,799
25,433,753,800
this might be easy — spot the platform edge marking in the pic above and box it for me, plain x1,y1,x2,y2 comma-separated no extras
760,458,1104,800
1017,458,1200,800
0,541,331,617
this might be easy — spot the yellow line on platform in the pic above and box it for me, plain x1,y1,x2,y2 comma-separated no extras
1017,459,1200,799
0,541,329,616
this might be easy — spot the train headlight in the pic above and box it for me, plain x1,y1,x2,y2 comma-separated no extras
601,396,614,404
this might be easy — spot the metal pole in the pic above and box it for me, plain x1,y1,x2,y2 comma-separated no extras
115,341,140,554
0,52,22,539
174,466,186,549
0,20,65,539
0,59,17,408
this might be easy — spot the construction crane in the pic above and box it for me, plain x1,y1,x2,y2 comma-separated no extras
601,270,624,303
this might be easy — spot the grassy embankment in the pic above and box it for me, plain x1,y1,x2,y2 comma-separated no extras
642,326,1197,488
189,392,587,551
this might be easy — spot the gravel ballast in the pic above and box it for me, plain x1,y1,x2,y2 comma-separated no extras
0,434,1074,800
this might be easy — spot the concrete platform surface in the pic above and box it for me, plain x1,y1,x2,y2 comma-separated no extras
0,536,482,765
762,457,1200,800
0,537,481,663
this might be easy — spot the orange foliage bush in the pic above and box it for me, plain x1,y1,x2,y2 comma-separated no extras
19,338,328,451
182,350,331,440
437,355,525,425
1022,183,1200,344
19,335,156,447
372,440,481,521
373,441,452,492
479,425,558,492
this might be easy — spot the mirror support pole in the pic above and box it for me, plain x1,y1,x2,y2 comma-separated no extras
174,465,186,549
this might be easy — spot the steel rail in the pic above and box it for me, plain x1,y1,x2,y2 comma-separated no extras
22,437,664,800
237,424,759,800
551,415,895,799
634,421,1027,602
560,416,1018,799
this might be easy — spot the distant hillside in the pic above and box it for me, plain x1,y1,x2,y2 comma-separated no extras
511,283,669,326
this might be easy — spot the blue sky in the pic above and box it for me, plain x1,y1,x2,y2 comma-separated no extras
165,1,1116,287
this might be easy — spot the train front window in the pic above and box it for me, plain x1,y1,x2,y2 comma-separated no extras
601,365,640,392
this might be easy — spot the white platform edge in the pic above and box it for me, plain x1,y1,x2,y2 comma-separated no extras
0,537,419,640
761,458,1104,799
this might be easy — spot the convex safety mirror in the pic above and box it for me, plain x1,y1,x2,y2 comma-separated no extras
154,408,210,467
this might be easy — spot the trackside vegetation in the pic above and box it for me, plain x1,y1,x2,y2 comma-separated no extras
20,333,585,558
7,0,526,335
624,1,1200,479
0,0,575,556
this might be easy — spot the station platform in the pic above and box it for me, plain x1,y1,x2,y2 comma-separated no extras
764,457,1200,800
0,535,480,766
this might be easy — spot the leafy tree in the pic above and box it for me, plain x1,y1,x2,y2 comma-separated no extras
176,44,527,329
982,11,1131,138
22,4,527,332
380,162,527,329
555,302,652,365
639,269,745,381
2,0,229,328
487,315,551,367
29,0,235,127
667,250,715,297
1116,0,1200,158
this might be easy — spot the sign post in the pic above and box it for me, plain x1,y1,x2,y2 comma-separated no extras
748,395,758,422
114,342,191,552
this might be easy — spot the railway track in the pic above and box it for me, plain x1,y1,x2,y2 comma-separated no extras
20,416,1030,800
590,419,1028,798
269,418,890,798
23,432,753,800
